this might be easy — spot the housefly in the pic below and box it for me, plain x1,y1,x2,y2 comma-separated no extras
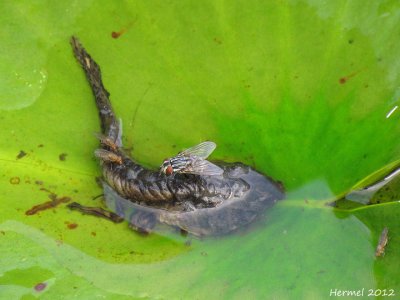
160,141,224,176
95,149,123,165
95,133,118,151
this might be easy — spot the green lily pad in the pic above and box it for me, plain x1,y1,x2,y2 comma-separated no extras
1,0,400,298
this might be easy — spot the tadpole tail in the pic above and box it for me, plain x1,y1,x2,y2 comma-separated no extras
70,36,120,142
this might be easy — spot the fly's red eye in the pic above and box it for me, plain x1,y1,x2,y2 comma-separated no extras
166,165,173,175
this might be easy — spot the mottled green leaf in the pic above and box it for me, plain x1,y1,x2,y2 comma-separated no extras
1,1,400,298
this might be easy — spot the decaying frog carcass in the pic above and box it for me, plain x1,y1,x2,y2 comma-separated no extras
70,36,284,236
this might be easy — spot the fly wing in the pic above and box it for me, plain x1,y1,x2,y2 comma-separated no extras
180,141,217,159
180,157,224,176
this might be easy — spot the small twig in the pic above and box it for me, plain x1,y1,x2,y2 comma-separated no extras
67,202,123,223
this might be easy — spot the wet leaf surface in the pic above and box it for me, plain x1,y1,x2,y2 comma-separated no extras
1,1,400,298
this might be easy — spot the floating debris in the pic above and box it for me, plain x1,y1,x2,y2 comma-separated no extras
34,282,47,292
67,223,78,229
25,195,71,215
9,177,20,185
111,20,136,39
111,29,126,39
67,202,123,223
16,150,27,159
59,153,68,161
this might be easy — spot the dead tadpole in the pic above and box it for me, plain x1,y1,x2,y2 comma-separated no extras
104,164,284,236
375,227,389,257
69,36,285,236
